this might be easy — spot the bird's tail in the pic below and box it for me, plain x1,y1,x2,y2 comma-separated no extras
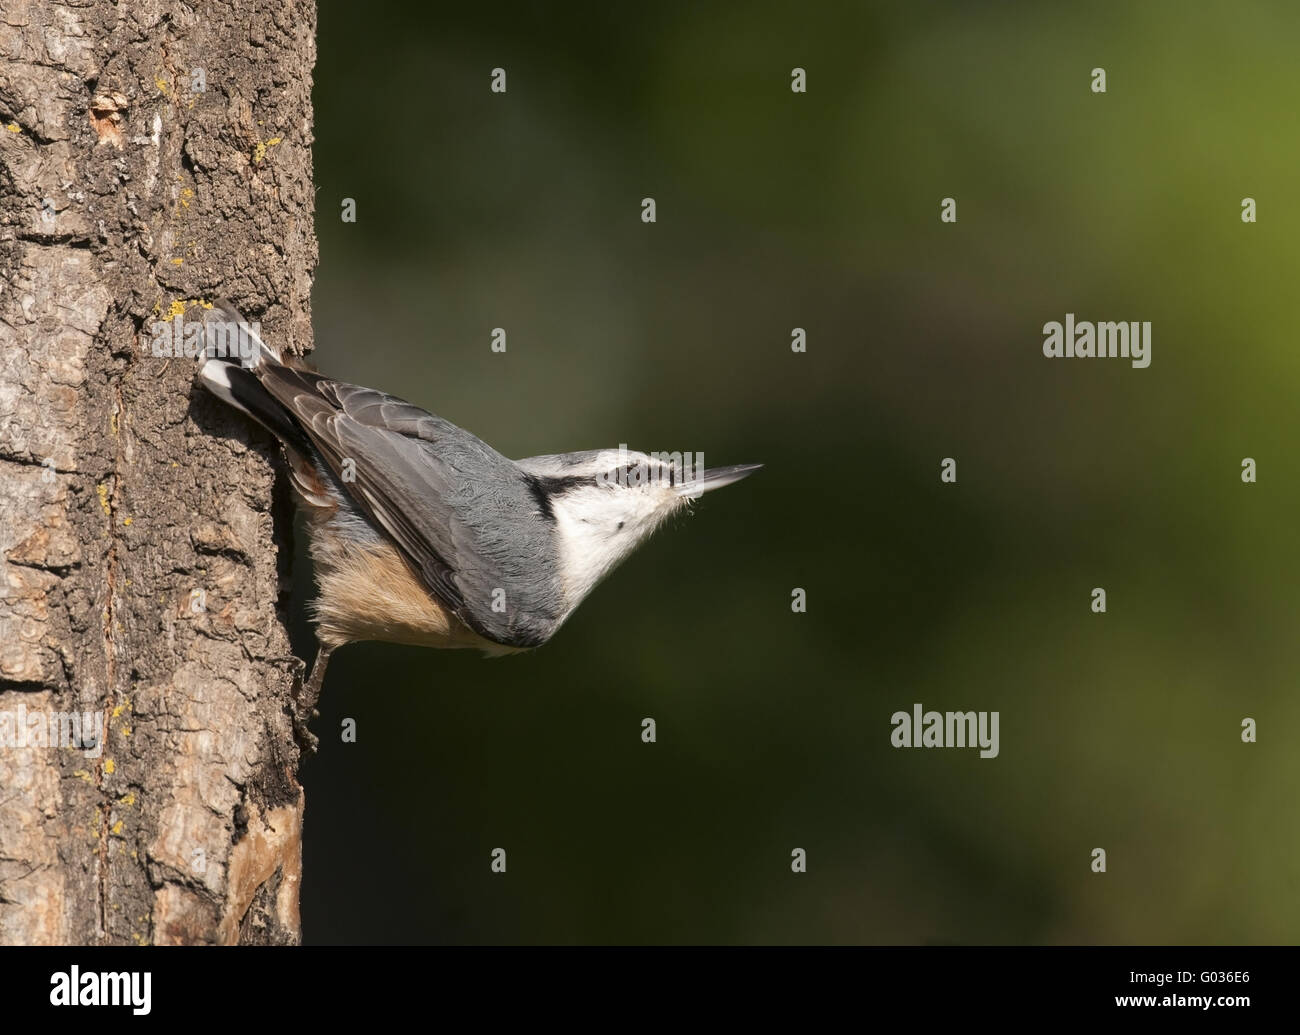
195,300,336,510
196,300,300,443
200,299,280,369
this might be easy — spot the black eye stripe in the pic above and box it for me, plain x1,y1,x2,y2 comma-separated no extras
619,463,676,485
535,474,590,495
530,462,679,496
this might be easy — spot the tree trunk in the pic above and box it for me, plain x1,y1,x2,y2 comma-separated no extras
0,0,317,945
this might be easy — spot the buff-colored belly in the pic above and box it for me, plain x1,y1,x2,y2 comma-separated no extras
308,533,514,654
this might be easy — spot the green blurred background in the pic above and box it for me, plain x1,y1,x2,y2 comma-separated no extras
297,0,1300,943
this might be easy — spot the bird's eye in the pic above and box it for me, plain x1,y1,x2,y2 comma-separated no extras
616,521,625,531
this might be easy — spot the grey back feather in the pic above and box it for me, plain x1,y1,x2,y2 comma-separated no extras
262,372,566,648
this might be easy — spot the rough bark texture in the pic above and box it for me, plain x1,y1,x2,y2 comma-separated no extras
0,0,316,944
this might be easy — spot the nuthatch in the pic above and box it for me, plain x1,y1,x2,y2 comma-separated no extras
195,302,759,726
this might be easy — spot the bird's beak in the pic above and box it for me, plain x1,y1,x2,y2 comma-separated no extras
677,463,763,498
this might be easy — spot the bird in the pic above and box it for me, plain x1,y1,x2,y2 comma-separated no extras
193,301,760,732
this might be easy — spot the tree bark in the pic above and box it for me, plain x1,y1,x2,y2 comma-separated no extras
0,0,316,944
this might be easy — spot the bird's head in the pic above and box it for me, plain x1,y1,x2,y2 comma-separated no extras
516,447,761,609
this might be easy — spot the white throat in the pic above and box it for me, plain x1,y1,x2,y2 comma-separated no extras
548,488,675,611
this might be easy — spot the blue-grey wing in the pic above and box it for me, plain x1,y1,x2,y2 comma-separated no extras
257,367,563,648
